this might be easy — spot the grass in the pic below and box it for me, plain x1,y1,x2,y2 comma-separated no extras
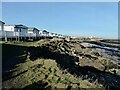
1,39,50,47
3,39,119,89
3,59,103,88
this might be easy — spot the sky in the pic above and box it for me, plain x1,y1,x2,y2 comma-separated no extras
2,2,118,38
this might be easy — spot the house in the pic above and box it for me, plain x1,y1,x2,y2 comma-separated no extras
51,33,56,37
0,21,5,38
39,30,43,36
50,33,59,37
42,30,49,36
4,24,28,37
39,29,48,36
28,27,39,37
54,33,59,37
58,34,64,38
0,21,5,31
48,32,55,37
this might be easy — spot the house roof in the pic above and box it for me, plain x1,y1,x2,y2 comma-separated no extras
0,21,5,24
5,24,28,29
43,30,48,32
28,27,39,31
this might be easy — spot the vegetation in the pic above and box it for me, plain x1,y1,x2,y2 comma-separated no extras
2,38,120,89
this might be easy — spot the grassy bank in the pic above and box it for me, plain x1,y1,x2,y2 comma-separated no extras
2,39,120,89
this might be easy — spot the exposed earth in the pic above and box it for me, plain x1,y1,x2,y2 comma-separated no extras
2,38,120,89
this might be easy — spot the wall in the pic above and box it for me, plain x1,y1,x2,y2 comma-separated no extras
0,22,4,31
4,26,14,31
33,29,39,36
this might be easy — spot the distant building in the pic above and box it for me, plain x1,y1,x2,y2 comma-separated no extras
28,27,39,37
48,32,57,37
58,34,64,38
51,33,56,37
48,32,52,37
39,30,43,35
54,33,59,37
0,21,72,41
48,33,64,38
89,36,94,39
0,21,5,31
4,24,28,37
42,30,49,36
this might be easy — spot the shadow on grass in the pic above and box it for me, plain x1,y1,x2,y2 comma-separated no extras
23,80,51,90
2,44,28,81
2,43,120,89
2,80,51,90
2,44,28,71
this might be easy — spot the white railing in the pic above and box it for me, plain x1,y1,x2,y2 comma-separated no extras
0,31,20,38
14,32,19,36
0,30,65,39
27,33,36,37
0,31,37,38
6,31,16,37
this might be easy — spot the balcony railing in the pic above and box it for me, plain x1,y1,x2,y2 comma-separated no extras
0,30,66,38
0,31,36,38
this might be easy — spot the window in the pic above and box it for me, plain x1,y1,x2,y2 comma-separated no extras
16,28,21,32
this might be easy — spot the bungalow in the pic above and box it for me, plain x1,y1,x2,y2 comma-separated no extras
28,27,39,37
39,30,43,36
58,34,64,38
0,21,5,31
48,32,55,37
0,21,5,38
41,30,49,36
4,24,28,37
54,33,59,37
51,33,56,37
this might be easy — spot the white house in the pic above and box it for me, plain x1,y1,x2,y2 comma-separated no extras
0,21,5,31
39,30,43,36
4,24,28,37
0,21,5,38
41,30,49,36
54,33,59,37
28,27,39,37
51,33,56,37
48,32,55,37
58,34,64,38
89,36,95,39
